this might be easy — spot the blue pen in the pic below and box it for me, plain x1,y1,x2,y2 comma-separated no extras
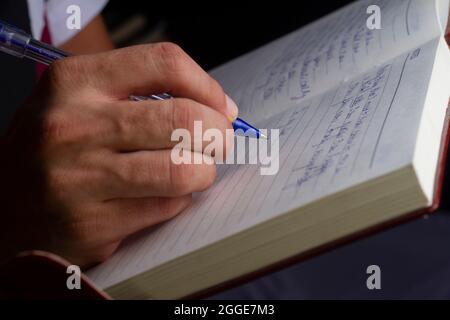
0,20,266,139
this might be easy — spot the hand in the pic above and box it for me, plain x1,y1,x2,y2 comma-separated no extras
0,43,237,267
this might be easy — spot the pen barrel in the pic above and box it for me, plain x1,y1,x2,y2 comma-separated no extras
0,22,29,58
0,20,68,65
25,38,68,65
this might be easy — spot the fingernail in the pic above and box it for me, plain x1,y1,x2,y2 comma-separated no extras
225,95,239,122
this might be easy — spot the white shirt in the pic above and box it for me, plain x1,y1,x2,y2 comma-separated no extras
27,0,108,46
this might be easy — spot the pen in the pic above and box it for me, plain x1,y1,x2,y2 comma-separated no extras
0,20,266,139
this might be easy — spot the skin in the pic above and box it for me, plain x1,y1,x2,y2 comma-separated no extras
0,18,238,267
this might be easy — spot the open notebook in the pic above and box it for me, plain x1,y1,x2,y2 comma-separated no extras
86,0,450,299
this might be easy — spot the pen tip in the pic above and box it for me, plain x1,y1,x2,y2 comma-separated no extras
259,133,268,139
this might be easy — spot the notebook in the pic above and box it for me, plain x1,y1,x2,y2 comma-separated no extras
85,0,450,299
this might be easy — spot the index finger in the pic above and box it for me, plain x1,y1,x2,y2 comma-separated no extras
65,42,239,121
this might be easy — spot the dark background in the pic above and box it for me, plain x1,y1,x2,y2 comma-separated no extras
102,0,355,70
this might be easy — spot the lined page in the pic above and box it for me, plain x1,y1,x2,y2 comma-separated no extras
87,38,441,289
211,0,441,123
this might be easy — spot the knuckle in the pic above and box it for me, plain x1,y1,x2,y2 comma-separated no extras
168,162,194,195
152,42,187,75
116,107,145,140
170,99,195,131
155,42,184,59
161,41,183,52
116,158,141,185
41,112,69,147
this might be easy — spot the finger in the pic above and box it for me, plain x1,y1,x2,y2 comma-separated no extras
104,149,217,199
104,98,233,158
101,195,192,238
56,43,239,121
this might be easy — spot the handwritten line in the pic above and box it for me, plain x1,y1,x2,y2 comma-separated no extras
370,54,410,168
405,0,412,36
351,64,392,173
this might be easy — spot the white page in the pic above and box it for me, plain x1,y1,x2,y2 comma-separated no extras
211,0,442,123
437,0,450,32
87,38,443,289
